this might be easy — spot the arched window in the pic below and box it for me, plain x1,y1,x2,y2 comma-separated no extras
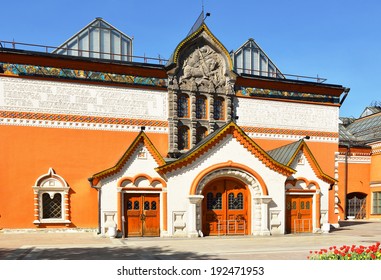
196,95,207,119
32,168,71,225
228,192,244,210
213,97,225,120
178,125,190,150
196,126,208,144
178,94,189,118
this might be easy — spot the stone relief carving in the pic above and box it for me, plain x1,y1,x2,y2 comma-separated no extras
177,45,226,92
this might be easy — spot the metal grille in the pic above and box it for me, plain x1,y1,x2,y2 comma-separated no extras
178,126,189,150
207,192,222,210
213,98,224,120
134,201,140,210
127,201,132,210
177,95,189,118
151,201,157,210
347,196,366,218
196,96,207,119
144,201,150,210
42,193,62,219
228,193,243,210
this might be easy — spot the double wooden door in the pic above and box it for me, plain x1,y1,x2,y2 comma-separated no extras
286,195,313,233
124,193,160,237
202,179,248,236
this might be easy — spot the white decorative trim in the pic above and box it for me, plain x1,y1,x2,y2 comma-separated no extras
370,142,381,154
246,132,338,143
0,117,168,133
337,155,371,164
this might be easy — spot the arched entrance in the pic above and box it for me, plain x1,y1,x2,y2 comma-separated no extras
347,192,367,219
202,178,249,236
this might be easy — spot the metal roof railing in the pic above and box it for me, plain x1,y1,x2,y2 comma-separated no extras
0,40,168,65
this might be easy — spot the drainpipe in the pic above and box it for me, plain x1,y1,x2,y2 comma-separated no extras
88,177,102,235
343,143,350,219
339,88,350,106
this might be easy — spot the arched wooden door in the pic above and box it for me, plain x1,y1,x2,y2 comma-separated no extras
202,179,249,236
124,193,160,237
286,195,313,233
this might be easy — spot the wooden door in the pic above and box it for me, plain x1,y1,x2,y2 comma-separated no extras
125,193,160,237
202,179,248,236
286,195,312,233
225,180,247,235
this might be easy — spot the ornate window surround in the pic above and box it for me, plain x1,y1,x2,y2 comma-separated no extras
196,95,207,119
213,96,225,120
178,125,190,150
178,93,190,118
32,168,71,226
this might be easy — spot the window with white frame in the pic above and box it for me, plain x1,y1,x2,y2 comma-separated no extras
32,168,71,225
372,192,381,214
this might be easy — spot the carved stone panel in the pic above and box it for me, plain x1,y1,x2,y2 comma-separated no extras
177,45,227,93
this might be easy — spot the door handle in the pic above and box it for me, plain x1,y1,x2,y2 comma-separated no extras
140,213,146,221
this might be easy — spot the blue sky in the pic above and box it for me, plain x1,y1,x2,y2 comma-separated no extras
2,0,381,118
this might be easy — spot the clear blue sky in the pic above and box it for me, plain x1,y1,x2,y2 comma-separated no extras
2,0,381,118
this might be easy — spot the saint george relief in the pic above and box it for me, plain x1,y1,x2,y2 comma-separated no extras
179,45,226,92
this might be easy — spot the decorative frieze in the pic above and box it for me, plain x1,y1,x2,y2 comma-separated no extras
237,87,340,104
236,97,339,133
0,77,168,121
0,62,167,88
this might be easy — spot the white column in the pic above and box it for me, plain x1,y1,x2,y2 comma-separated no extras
187,195,204,238
254,196,272,236
260,196,272,236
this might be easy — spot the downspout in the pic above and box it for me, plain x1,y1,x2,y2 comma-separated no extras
343,143,350,220
88,177,102,235
339,88,350,106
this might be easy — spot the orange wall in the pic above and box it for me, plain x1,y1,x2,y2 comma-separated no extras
370,153,381,183
337,161,370,220
0,125,168,229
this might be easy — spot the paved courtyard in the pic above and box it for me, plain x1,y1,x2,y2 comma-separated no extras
1,220,380,260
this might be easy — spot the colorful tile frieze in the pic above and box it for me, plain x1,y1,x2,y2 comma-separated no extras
0,63,168,88
237,87,339,104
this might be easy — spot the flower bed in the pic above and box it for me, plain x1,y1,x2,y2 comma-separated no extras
308,242,381,260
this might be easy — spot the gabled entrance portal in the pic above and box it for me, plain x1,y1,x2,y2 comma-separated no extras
202,179,249,236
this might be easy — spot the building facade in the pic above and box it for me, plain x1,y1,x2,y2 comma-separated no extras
0,18,350,237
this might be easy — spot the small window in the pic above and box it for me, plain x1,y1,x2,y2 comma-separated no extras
196,95,207,119
207,192,222,210
213,97,225,120
144,201,150,210
134,201,140,210
196,126,207,144
306,201,310,210
151,201,157,210
372,192,381,214
292,201,297,210
178,125,190,150
228,192,244,210
42,193,62,219
178,94,189,118
32,168,71,225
